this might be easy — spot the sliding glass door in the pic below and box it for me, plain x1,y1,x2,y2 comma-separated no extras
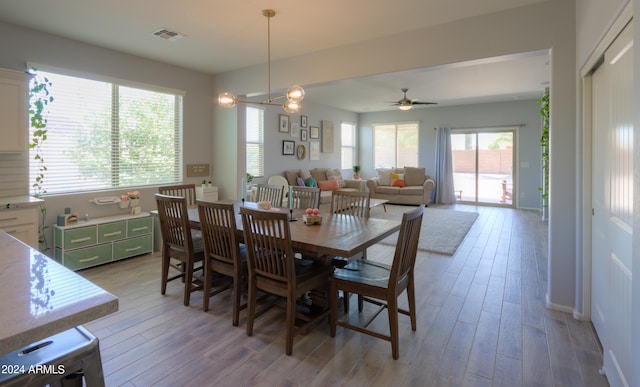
451,129,515,206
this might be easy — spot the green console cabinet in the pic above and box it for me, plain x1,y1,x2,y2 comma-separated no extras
54,212,153,270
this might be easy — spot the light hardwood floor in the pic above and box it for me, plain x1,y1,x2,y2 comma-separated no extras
81,204,609,386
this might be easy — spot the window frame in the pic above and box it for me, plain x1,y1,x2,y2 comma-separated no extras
245,106,265,178
340,121,357,170
373,121,419,169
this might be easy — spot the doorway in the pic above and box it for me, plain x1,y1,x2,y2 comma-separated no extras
451,129,515,206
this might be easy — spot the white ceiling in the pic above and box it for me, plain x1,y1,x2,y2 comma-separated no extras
0,0,550,112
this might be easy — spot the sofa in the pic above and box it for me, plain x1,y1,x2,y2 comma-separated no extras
366,167,434,206
283,168,365,204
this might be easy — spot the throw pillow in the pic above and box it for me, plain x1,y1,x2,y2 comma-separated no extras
285,169,301,186
391,172,406,187
304,176,318,188
377,168,393,186
404,166,426,186
326,169,346,188
296,176,306,187
300,169,312,180
318,179,340,191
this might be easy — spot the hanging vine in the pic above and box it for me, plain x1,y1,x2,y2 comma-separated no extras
537,88,549,207
28,70,54,251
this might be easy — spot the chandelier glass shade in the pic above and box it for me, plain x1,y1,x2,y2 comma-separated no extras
218,9,305,113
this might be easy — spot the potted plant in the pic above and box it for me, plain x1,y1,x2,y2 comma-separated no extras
246,172,254,188
352,165,361,180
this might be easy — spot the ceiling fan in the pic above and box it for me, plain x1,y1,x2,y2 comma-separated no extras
389,88,437,110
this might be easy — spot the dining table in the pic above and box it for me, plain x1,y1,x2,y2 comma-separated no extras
187,200,401,264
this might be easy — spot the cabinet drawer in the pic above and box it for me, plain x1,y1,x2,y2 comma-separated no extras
114,235,152,260
98,221,126,243
63,226,97,249
128,217,152,237
63,244,112,270
0,208,36,228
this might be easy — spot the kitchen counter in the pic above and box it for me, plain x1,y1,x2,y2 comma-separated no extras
0,230,118,354
0,195,44,210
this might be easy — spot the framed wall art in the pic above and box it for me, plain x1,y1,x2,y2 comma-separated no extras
301,115,308,128
321,120,334,153
279,114,290,133
290,123,299,138
309,141,320,160
300,129,308,142
296,144,306,160
282,140,295,155
310,126,319,139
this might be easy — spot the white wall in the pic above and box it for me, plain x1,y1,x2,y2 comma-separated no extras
0,21,214,248
213,0,578,311
358,99,543,210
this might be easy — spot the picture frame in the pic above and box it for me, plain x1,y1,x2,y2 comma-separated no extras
300,129,308,142
296,144,306,160
290,123,300,138
282,140,295,155
309,141,320,160
301,115,308,128
310,126,320,139
279,114,290,133
321,120,334,153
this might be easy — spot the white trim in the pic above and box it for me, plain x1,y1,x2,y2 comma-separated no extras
26,61,186,96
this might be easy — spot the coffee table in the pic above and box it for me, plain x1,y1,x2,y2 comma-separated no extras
369,198,389,212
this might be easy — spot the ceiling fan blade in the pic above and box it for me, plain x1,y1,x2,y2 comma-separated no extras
411,101,437,105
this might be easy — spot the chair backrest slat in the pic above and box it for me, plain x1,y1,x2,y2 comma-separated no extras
241,207,294,284
330,190,371,218
158,184,197,208
155,193,194,256
197,201,239,266
389,205,424,289
255,184,284,207
291,186,321,209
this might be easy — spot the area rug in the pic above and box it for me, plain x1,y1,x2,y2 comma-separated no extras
371,205,478,256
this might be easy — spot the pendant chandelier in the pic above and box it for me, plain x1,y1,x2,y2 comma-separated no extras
218,9,305,113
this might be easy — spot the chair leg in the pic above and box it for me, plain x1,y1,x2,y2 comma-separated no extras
232,274,241,327
285,293,296,356
407,278,417,331
343,291,350,314
183,260,193,306
161,253,169,295
329,281,338,337
246,277,256,337
358,295,364,312
388,297,399,360
203,264,211,312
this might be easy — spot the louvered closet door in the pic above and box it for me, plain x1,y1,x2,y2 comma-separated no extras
591,20,633,387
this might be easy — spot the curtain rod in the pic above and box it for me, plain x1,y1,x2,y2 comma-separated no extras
434,124,525,130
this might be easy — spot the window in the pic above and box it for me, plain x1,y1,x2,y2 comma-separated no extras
29,69,183,195
341,122,356,170
246,106,264,177
373,122,419,168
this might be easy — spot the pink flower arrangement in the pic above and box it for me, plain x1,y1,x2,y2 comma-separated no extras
127,191,141,199
120,194,129,202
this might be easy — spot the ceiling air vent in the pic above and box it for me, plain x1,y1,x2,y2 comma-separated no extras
152,28,184,42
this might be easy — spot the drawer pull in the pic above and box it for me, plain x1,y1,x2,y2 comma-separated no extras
125,246,142,252
132,226,148,232
79,256,100,263
0,217,18,222
70,236,92,243
103,231,122,237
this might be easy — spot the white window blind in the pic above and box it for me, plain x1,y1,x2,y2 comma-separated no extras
373,122,419,168
246,106,264,177
341,122,356,170
29,70,183,194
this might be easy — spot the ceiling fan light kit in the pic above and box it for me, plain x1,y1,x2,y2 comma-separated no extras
391,88,437,111
218,9,305,113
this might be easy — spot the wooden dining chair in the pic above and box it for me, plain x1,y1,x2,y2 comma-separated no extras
330,190,371,218
158,184,197,207
254,184,284,207
155,193,204,306
240,206,332,356
290,186,321,209
329,204,424,359
197,200,247,325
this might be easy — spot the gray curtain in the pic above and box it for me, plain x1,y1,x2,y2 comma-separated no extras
434,127,456,204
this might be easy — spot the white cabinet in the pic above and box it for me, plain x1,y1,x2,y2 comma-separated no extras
196,186,218,202
0,68,29,153
0,207,38,249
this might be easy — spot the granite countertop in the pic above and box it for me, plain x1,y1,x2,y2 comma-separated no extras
0,195,44,210
0,231,118,354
